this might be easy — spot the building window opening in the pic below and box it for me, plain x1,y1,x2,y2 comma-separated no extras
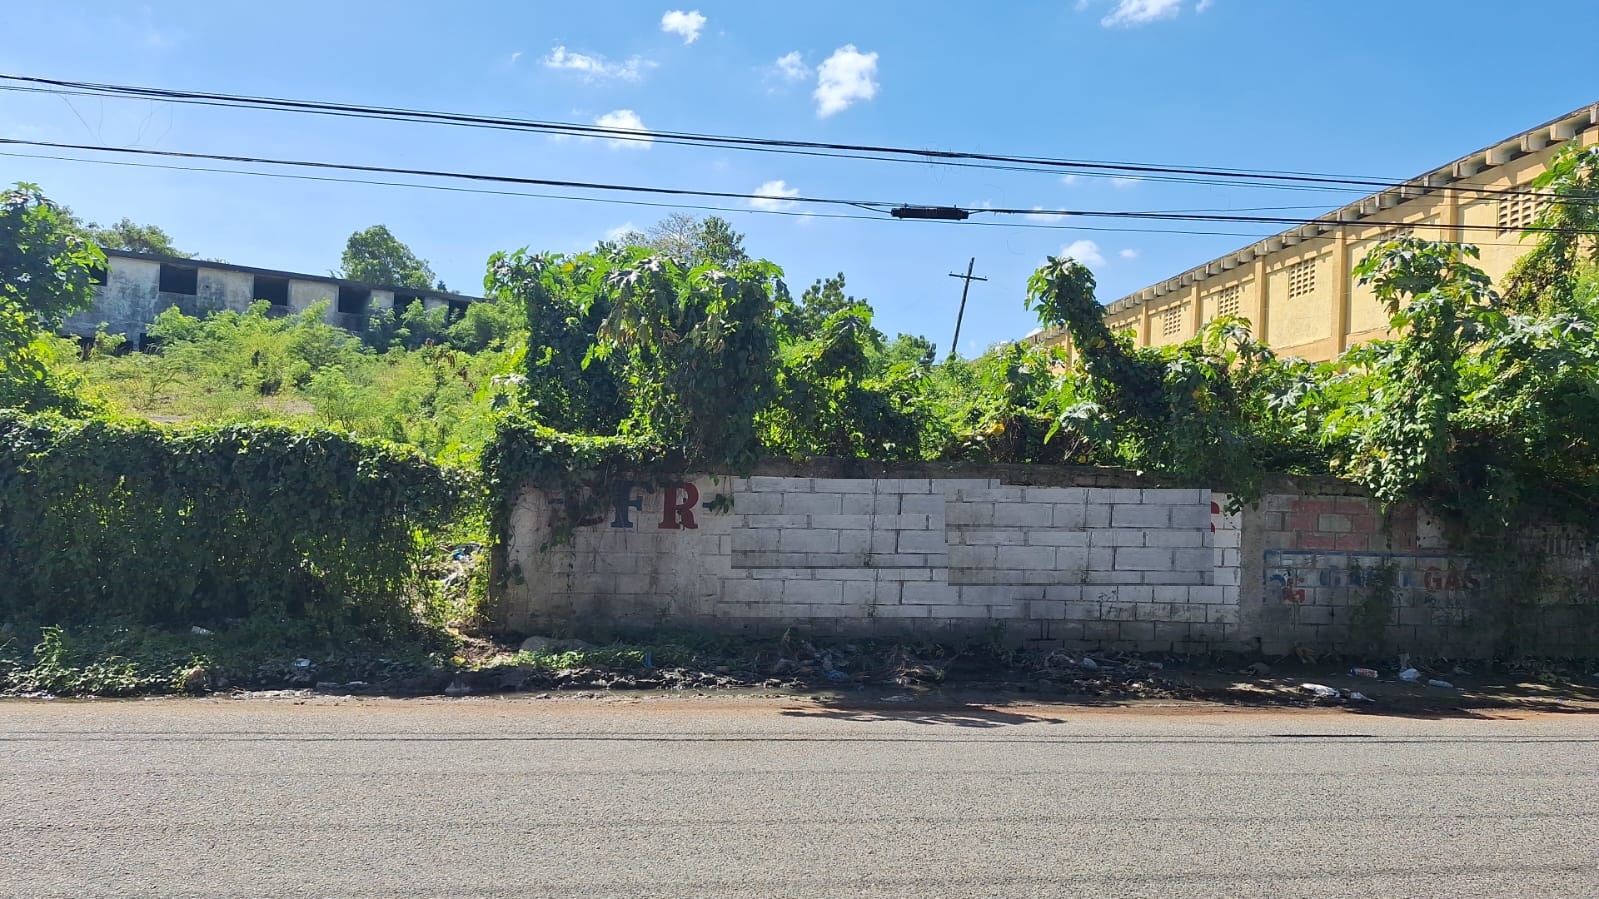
158,264,198,295
253,275,290,306
1286,257,1318,300
1497,194,1542,234
1161,305,1185,338
88,263,108,286
446,300,469,324
337,285,371,314
393,293,422,312
1212,284,1242,319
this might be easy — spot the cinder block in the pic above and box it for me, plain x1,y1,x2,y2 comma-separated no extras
812,478,876,494
900,493,946,515
1110,505,1172,528
731,580,785,603
1152,621,1191,644
1027,530,1089,547
1172,548,1215,572
869,582,904,603
1052,504,1087,529
786,580,844,605
961,529,1026,546
882,478,935,494
808,514,874,530
972,486,1025,503
748,567,816,580
779,530,840,553
731,529,780,552
1146,489,1203,505
902,581,960,605
1025,600,1064,619
1187,585,1225,604
743,514,811,529
881,514,932,530
997,545,1057,570
1087,547,1116,571
898,529,951,554
1207,605,1239,624
750,476,809,493
1101,603,1138,621
1145,530,1205,548
1170,505,1213,529
1054,546,1089,572
814,567,872,581
1092,570,1150,585
731,492,783,515
1045,585,1086,602
782,493,843,516
1082,620,1121,642
1023,487,1087,504
1102,488,1141,504
1119,621,1157,642
1115,547,1175,571
871,601,929,618
1214,568,1241,587
840,493,899,516
923,603,993,619
949,545,998,569
1093,529,1148,548
1213,530,1242,549
994,504,1054,528
1084,503,1112,528
944,502,994,527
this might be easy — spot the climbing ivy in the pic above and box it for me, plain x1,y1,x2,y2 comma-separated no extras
0,412,467,636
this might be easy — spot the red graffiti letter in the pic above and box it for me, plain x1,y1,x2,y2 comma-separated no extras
660,482,699,530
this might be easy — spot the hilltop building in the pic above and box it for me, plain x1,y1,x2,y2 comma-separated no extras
1039,103,1599,362
66,249,483,345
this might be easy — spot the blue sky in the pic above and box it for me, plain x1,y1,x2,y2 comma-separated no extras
1,0,1594,354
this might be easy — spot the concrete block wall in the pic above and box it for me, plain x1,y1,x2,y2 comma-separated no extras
496,468,1598,656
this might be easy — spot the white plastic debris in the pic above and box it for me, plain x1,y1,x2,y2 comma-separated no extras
1398,667,1422,682
1426,678,1455,689
293,658,312,668
1079,657,1100,671
1299,683,1341,698
1349,667,1378,678
1347,691,1373,703
190,626,213,636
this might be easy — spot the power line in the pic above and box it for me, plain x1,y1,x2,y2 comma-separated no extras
0,74,1589,206
3,137,1594,241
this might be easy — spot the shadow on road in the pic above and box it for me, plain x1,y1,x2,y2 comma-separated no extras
779,698,1073,727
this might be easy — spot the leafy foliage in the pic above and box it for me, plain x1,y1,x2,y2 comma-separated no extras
0,412,466,636
340,224,437,289
0,182,103,412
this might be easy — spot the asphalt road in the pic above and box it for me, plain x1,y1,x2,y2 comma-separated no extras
2,695,1596,898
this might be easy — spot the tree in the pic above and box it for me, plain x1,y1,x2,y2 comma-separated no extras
87,217,190,257
605,214,751,269
784,272,883,343
340,225,436,289
0,183,103,411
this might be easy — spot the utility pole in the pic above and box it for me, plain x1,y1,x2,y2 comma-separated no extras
947,257,987,360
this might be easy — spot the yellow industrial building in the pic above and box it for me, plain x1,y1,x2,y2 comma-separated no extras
1041,103,1599,362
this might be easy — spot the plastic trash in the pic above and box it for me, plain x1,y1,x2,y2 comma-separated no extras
1349,667,1378,678
1299,683,1341,698
1426,678,1455,689
1347,691,1373,703
1398,667,1422,682
1079,657,1100,671
293,658,312,668
190,626,213,636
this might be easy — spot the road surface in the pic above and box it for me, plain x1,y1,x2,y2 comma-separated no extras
2,694,1595,897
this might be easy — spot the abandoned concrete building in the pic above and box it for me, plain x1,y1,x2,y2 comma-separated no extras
64,249,484,344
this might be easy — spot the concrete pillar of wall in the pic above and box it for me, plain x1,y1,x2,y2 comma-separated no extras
1251,257,1269,342
1188,282,1202,338
1138,301,1151,348
1332,232,1351,354
287,279,337,316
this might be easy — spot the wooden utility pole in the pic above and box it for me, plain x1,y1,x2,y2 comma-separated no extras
947,257,987,360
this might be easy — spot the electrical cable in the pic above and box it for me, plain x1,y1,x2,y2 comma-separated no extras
3,137,1594,240
1,74,1591,206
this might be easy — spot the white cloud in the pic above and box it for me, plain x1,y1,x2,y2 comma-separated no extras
542,46,656,82
1110,176,1142,188
660,10,707,44
605,223,639,242
814,45,879,117
1026,207,1067,223
510,50,523,65
1061,239,1106,266
595,110,653,149
750,179,801,211
1061,174,1081,186
1119,248,1138,259
1196,0,1213,10
1101,0,1185,27
774,51,811,82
